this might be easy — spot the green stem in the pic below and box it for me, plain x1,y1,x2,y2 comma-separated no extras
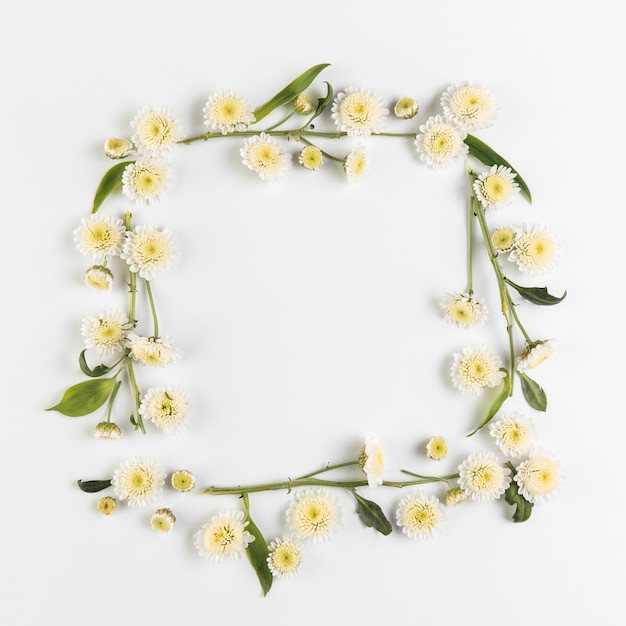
264,110,296,132
294,460,359,480
145,280,159,337
126,357,145,434
467,193,474,296
104,380,123,423
299,136,344,163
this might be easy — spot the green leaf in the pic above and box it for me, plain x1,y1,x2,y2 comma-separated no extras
77,479,112,493
46,376,118,417
92,160,134,213
465,134,532,204
504,479,533,523
519,372,547,412
505,279,567,306
242,495,273,597
252,63,331,123
352,491,393,535
308,81,334,123
467,370,511,437
79,349,115,377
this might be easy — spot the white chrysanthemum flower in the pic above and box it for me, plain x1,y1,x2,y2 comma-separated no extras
151,508,176,532
126,333,181,367
121,158,172,206
74,214,125,262
194,510,255,562
425,436,448,461
508,225,559,275
396,490,444,539
491,226,518,253
81,308,131,357
203,90,255,135
441,83,497,130
104,137,133,159
299,145,323,170
111,457,166,507
473,165,520,210
439,292,488,328
358,436,386,487
138,385,190,434
286,488,340,544
414,115,468,169
458,452,511,502
450,346,505,395
489,412,536,458
94,421,122,439
394,97,419,120
131,105,184,157
84,265,114,291
344,144,368,182
240,132,291,181
515,451,562,504
171,469,195,492
331,87,389,136
267,535,302,578
516,339,558,373
121,224,178,280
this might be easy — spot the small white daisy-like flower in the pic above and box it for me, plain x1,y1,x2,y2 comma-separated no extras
516,339,558,373
439,292,488,328
121,224,178,280
514,451,562,504
425,436,448,461
121,157,172,206
444,488,467,507
84,265,114,291
171,469,195,492
94,421,122,439
491,226,518,253
286,488,340,544
394,97,419,120
331,86,389,137
441,83,497,130
104,137,133,159
267,535,302,578
203,90,255,135
489,412,536,458
138,385,191,434
73,214,125,262
81,308,131,357
508,225,559,275
111,457,166,507
473,165,520,210
358,436,386,487
396,490,444,539
131,105,184,157
151,508,176,532
450,346,505,395
458,452,511,502
126,333,181,367
344,144,368,182
194,510,255,562
240,132,291,182
414,115,468,169
299,145,323,170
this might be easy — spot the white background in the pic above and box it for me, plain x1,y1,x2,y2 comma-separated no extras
2,1,625,624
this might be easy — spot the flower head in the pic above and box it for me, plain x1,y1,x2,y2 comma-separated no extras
267,536,302,578
151,508,176,532
131,105,184,157
516,339,558,373
126,333,181,367
240,132,291,181
344,144,368,182
414,115,468,169
425,436,448,461
298,145,323,170
331,87,389,136
138,385,191,434
491,226,518,253
444,488,467,507
489,412,536,458
121,158,172,206
81,308,131,357
473,165,520,210
111,457,166,507
396,490,444,539
194,510,255,561
441,83,497,130
450,346,505,395
439,292,488,328
358,436,386,487
171,469,195,492
94,421,122,439
104,138,133,159
458,452,511,502
394,97,419,120
294,93,314,115
203,90,255,135
84,265,114,291
286,488,340,544
508,225,559,275
515,451,562,504
74,214,125,262
98,496,117,515
121,224,178,280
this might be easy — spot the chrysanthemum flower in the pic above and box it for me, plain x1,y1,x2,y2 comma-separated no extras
131,105,184,157
126,333,181,367
151,508,176,532
299,145,323,170
104,137,133,159
138,385,190,434
81,308,131,357
516,339,558,373
425,436,448,461
267,536,302,578
491,226,518,253
344,144,368,182
74,214,125,262
121,158,172,206
84,265,114,291
414,115,468,169
508,225,559,275
240,132,291,181
394,97,419,120
450,346,505,395
111,457,166,507
489,412,536,458
171,469,195,492
94,421,122,439
98,496,117,515
458,452,511,502
444,487,467,507
473,165,520,210
203,90,255,135
358,436,386,487
194,510,255,562
441,83,497,130
514,451,562,504
439,292,488,328
286,488,340,544
396,490,444,539
121,224,178,280
294,93,314,115
331,87,389,136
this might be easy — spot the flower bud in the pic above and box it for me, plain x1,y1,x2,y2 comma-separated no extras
94,421,122,439
445,488,467,507
84,265,114,291
171,469,195,492
294,93,314,115
104,138,133,159
151,508,176,532
394,97,419,120
98,496,117,515
298,145,323,170
425,436,448,460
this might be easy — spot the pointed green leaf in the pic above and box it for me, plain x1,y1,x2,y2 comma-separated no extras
92,160,134,213
79,349,115,377
465,134,532,204
252,63,331,123
77,479,112,493
467,370,511,437
352,491,392,535
505,279,567,305
504,479,533,522
308,81,334,123
46,376,118,417
519,372,547,412
242,495,273,596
